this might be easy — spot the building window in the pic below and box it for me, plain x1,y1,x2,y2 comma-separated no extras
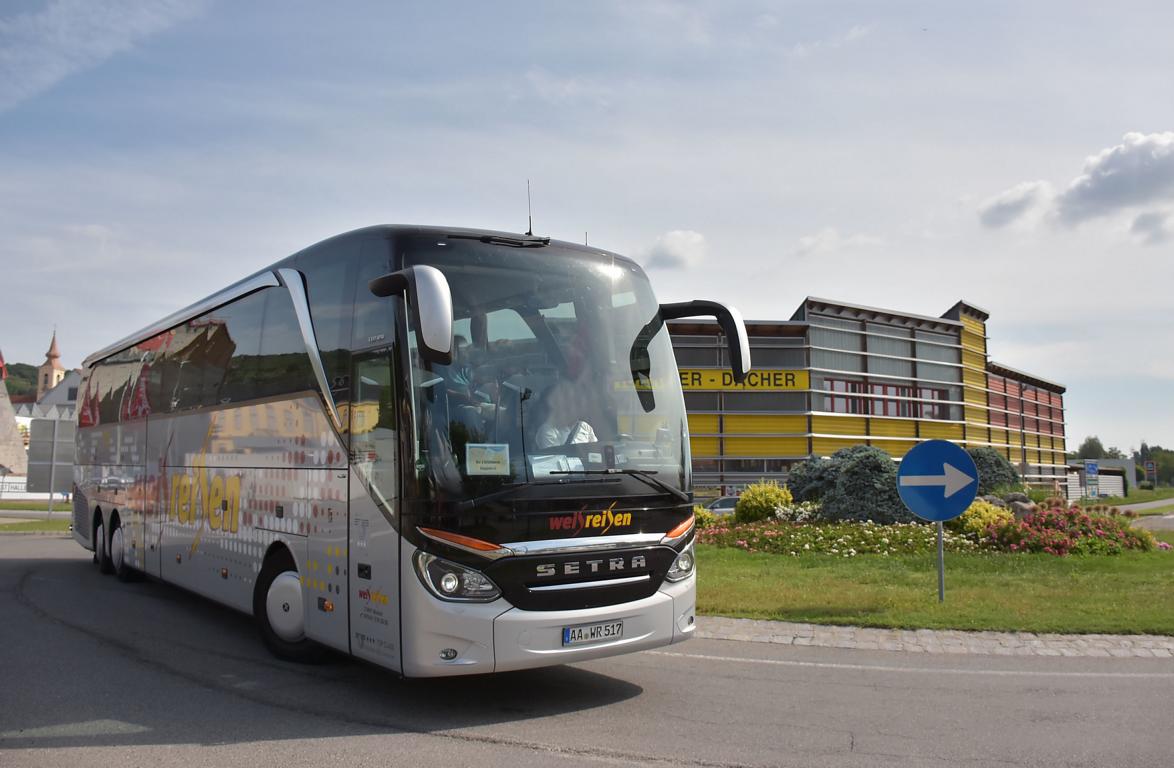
869,383,913,417
822,378,865,414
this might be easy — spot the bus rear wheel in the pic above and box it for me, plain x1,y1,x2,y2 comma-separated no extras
94,517,113,575
109,516,138,582
254,551,326,664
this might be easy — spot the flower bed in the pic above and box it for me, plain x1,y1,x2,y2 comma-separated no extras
697,519,985,557
987,505,1156,555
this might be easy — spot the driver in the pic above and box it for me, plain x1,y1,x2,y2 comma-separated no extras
535,380,597,448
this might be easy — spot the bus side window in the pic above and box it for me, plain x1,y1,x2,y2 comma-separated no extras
255,288,316,400
295,239,361,399
352,238,395,351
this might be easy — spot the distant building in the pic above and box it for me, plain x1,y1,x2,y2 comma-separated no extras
13,332,81,427
669,297,1067,490
36,331,67,401
0,375,28,476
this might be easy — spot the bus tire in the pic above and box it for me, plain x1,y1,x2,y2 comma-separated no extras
254,550,326,664
94,515,114,575
109,514,138,582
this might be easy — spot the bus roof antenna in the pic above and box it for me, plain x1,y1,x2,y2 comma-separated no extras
526,179,533,236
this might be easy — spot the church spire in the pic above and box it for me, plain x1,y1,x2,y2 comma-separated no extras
46,329,61,364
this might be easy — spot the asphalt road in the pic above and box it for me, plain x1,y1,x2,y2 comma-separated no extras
2,536,1172,768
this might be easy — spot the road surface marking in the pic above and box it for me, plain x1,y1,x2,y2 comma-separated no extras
646,650,1174,679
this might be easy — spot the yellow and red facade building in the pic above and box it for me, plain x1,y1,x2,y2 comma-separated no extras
669,297,1066,490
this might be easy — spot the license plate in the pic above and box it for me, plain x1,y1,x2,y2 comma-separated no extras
562,620,623,646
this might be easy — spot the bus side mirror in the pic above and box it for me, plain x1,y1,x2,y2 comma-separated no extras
369,265,454,365
660,300,751,383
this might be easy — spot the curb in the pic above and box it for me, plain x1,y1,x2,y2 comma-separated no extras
696,616,1174,658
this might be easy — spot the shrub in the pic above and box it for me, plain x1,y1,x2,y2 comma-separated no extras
1139,480,1155,490
948,499,1014,538
785,458,835,502
988,506,1155,556
820,446,914,524
966,447,1019,495
734,480,793,524
693,505,719,530
786,444,880,502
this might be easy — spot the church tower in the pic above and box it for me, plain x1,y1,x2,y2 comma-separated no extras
37,331,66,402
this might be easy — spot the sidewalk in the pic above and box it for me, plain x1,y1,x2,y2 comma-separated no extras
697,616,1174,658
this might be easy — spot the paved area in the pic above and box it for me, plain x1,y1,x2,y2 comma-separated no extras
699,616,1174,657
1119,497,1174,513
3,534,1174,767
1134,513,1174,531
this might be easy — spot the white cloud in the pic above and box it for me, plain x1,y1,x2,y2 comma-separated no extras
524,69,612,109
789,227,881,259
977,180,1053,229
643,229,706,270
0,0,205,112
786,24,873,59
1055,132,1174,224
1130,210,1171,245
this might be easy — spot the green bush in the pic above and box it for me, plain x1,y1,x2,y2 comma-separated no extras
1139,480,1155,491
787,444,883,502
785,458,835,501
966,447,1019,495
948,499,1014,538
693,505,719,530
734,480,793,524
820,446,914,524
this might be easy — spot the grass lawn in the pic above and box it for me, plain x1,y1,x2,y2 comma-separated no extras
697,543,1174,635
0,519,72,533
0,500,60,512
1079,486,1174,507
1137,503,1174,517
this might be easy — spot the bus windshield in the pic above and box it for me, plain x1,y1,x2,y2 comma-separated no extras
402,237,689,506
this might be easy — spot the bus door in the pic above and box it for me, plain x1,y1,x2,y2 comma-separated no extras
346,349,402,670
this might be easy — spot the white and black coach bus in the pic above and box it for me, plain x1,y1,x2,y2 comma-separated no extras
73,225,750,676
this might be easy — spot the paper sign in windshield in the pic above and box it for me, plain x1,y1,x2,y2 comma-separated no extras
466,444,510,475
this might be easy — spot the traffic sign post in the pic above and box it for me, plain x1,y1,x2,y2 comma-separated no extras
1084,460,1099,499
897,440,979,603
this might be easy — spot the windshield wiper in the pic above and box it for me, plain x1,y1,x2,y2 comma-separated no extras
548,468,691,503
456,476,622,511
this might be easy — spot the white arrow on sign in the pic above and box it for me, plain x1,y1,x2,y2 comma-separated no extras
899,462,976,498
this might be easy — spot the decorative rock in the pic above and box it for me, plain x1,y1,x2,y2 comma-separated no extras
1004,492,1030,504
981,495,1008,508
1010,500,1036,520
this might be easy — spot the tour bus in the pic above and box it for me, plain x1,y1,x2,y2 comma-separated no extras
73,225,750,676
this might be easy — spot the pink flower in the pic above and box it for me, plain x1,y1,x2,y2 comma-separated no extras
1158,541,1172,551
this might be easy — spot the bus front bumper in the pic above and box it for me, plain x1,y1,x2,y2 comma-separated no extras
493,574,695,673
399,574,695,677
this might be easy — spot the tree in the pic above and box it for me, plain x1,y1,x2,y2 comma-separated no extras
1104,446,1126,459
1075,436,1105,460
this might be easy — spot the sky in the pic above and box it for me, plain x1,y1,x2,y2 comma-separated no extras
1,0,1172,453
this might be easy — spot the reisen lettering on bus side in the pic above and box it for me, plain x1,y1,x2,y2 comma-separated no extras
169,471,242,533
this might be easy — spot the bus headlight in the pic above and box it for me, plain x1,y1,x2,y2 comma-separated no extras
665,541,696,582
413,551,502,602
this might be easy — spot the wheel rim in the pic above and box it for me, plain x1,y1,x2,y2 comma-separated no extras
265,571,305,642
111,526,124,571
95,522,105,563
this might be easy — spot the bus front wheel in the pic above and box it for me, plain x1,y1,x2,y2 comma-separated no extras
254,552,326,664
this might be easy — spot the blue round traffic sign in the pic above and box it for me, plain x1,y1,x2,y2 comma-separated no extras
896,440,979,522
